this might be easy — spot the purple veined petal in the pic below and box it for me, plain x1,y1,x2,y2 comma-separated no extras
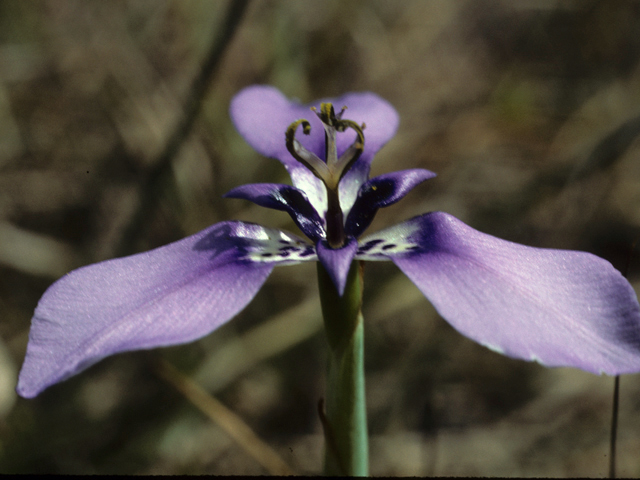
359,212,640,375
17,221,316,398
345,169,436,238
230,86,400,218
224,183,326,242
316,237,359,296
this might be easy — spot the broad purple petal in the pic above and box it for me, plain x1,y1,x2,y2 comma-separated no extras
17,221,315,398
316,237,359,296
359,212,640,375
230,85,399,216
345,169,436,238
225,183,326,242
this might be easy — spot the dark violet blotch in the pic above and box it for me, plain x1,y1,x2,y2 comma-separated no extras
358,239,384,252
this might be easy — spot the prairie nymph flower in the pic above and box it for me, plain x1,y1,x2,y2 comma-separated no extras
17,85,640,400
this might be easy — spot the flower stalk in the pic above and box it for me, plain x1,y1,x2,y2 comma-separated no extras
317,260,368,476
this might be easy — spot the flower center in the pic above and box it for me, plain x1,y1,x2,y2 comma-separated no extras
286,103,365,248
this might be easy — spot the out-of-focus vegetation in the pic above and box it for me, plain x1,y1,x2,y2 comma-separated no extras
1,0,640,475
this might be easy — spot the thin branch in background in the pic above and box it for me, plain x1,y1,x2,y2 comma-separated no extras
193,295,322,392
155,359,296,476
573,114,640,181
610,237,639,478
116,0,251,257
609,375,620,479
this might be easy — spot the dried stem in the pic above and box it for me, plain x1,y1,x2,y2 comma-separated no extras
117,0,250,256
155,359,295,476
609,375,620,479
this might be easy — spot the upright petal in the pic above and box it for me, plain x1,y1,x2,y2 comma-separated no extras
230,86,399,217
17,221,314,398
359,212,640,375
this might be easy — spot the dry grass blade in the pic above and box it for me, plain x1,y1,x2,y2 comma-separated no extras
194,294,322,392
155,359,295,476
116,0,251,257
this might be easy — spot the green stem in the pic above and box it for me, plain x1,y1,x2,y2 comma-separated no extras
317,261,368,476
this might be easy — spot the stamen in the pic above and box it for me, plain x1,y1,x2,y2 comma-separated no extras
311,104,337,127
285,119,330,180
333,120,365,177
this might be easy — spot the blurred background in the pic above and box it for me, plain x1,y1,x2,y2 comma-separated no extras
1,0,640,475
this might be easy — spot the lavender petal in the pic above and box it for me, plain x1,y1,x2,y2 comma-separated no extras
17,221,313,398
366,212,640,374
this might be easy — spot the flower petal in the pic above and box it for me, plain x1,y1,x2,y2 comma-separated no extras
363,212,640,375
345,169,436,238
17,221,314,398
316,237,359,296
230,85,399,217
225,183,326,242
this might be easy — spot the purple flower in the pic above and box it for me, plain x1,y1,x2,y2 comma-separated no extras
17,85,640,398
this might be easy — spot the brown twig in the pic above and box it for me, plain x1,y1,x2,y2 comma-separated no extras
155,358,295,476
317,398,346,476
610,237,640,478
116,0,251,256
609,375,620,479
